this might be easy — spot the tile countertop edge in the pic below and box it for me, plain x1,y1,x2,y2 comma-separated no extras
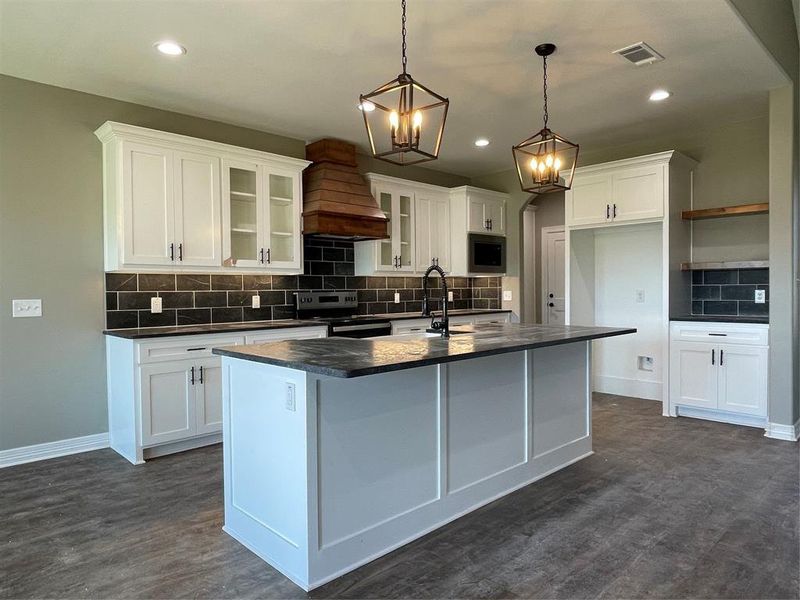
212,326,637,379
102,309,513,339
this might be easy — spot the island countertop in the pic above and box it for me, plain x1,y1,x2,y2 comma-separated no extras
212,322,636,378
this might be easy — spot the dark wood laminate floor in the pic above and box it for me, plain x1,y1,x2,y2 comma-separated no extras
2,394,798,599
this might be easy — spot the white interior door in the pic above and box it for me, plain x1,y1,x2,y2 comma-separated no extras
173,150,221,267
542,227,566,324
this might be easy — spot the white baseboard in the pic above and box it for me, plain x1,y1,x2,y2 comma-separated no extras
0,432,109,468
765,419,800,442
593,374,662,401
677,406,766,429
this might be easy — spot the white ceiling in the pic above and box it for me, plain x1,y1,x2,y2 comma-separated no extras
0,0,787,177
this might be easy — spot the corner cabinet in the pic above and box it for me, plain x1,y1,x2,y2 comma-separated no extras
95,121,309,272
353,175,508,277
669,321,768,427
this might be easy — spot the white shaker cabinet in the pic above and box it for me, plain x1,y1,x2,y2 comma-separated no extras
96,121,308,272
106,325,328,464
565,156,665,228
415,192,450,272
669,321,768,426
466,190,506,235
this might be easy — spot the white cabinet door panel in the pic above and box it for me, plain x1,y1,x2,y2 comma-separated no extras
415,194,450,272
611,165,664,222
467,196,487,233
123,141,174,266
717,345,767,416
565,173,612,227
174,151,221,267
670,342,717,409
140,362,196,446
195,358,223,435
486,199,506,235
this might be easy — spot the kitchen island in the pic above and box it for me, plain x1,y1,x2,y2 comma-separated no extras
213,322,635,590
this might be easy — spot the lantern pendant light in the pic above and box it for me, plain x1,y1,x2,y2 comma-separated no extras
359,0,449,166
512,44,579,194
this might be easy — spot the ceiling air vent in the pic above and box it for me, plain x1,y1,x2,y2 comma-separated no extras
612,42,664,66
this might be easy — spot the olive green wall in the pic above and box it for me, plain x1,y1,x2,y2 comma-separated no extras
0,75,467,451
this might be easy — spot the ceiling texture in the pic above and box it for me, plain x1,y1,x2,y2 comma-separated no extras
0,0,787,177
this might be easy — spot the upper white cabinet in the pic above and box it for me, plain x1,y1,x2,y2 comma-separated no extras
565,155,668,228
415,191,450,272
96,122,308,272
355,176,509,277
466,189,506,235
222,160,302,271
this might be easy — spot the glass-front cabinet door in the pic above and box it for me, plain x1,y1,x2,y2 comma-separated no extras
222,160,302,271
264,169,301,270
222,160,262,268
374,185,414,272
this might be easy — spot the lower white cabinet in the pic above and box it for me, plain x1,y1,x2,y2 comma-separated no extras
669,321,768,425
106,325,327,464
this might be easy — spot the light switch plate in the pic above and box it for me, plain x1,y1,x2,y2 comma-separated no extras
150,297,162,313
252,295,261,309
394,292,401,304
503,290,513,301
635,289,645,303
285,383,296,411
754,289,766,304
447,291,454,302
12,299,42,318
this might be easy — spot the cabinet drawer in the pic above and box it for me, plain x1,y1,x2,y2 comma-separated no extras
391,318,430,335
244,326,328,344
137,334,245,364
670,322,768,346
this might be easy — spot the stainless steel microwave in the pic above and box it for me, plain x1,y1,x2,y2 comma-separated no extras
468,234,506,274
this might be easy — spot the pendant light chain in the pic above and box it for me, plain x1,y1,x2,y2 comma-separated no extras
401,0,408,74
542,54,549,130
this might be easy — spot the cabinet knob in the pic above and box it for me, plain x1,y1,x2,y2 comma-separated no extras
549,293,554,298
548,302,554,307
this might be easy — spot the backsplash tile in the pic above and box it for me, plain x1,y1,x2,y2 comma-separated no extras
691,268,768,318
104,238,502,329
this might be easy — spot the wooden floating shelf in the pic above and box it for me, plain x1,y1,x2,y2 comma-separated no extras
681,203,768,220
681,260,769,271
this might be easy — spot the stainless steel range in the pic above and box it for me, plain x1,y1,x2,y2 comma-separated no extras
294,291,392,338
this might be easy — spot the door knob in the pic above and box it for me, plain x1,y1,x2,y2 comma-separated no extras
549,293,554,298
548,302,555,307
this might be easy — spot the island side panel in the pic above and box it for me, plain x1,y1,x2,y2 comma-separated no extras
531,341,593,472
221,357,312,590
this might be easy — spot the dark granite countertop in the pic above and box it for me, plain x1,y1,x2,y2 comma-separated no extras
102,309,512,339
670,315,769,325
103,319,324,339
212,323,636,378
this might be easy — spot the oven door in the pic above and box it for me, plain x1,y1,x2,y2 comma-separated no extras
468,234,506,274
330,322,393,338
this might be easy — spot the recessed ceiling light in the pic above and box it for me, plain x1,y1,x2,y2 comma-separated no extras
474,138,490,147
357,101,376,112
649,89,671,101
155,41,186,56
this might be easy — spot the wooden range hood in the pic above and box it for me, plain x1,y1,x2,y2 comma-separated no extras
302,139,389,240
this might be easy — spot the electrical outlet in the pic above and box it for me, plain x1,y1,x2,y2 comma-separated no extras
635,289,645,303
394,292,401,304
12,299,42,318
447,291,454,302
285,383,296,411
754,289,766,304
150,297,162,313
252,295,261,309
638,356,654,371
503,290,513,301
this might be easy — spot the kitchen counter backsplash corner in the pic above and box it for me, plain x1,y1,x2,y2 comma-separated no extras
105,238,501,329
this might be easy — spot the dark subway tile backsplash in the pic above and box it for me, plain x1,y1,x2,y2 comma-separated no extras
691,268,768,318
104,238,502,329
